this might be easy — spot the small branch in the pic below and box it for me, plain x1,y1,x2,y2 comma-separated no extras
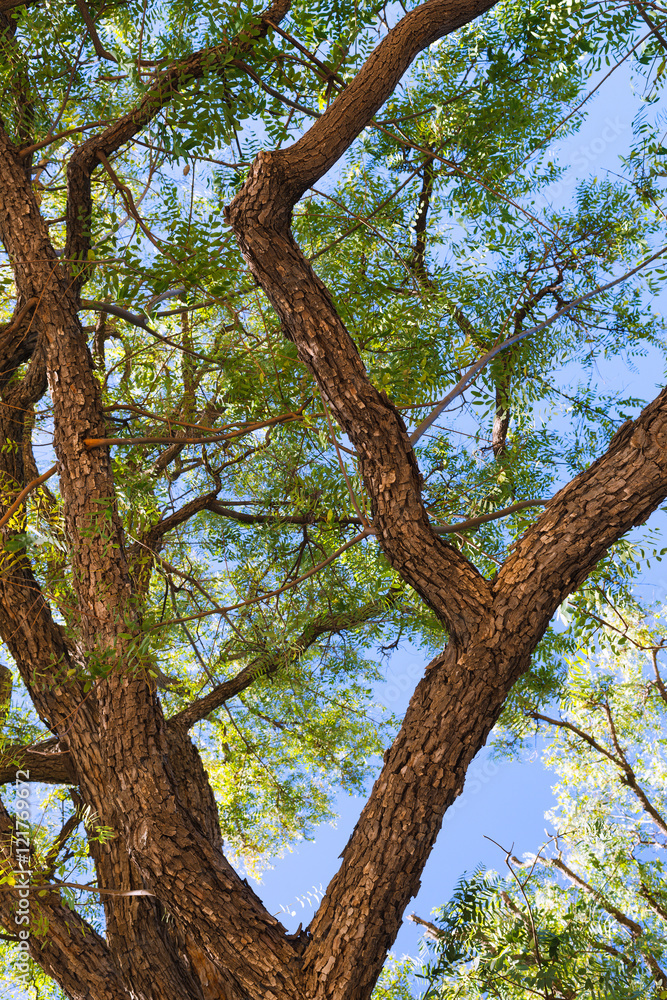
151,529,372,634
0,879,154,897
651,648,667,704
432,499,548,534
0,463,58,532
0,0,37,11
206,499,360,528
73,0,117,62
0,738,74,785
634,1,667,53
642,948,667,989
133,491,219,553
97,151,183,265
172,591,398,729
231,58,321,119
83,410,304,450
0,296,37,335
407,913,445,940
205,497,548,533
535,854,643,936
104,403,229,435
639,882,667,923
132,536,225,612
18,121,113,158
264,19,344,88
40,812,82,881
409,246,667,446
79,297,154,332
320,392,370,528
81,299,229,363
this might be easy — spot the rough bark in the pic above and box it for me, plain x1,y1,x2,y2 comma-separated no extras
223,2,667,994
0,117,299,1000
0,738,74,784
224,129,667,1000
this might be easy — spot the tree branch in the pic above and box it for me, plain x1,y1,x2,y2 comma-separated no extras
0,296,39,388
264,0,498,202
82,409,303,451
0,795,131,1000
73,0,117,63
171,593,401,730
64,0,294,278
0,462,57,531
409,247,666,446
532,853,667,987
80,297,154,331
0,0,41,11
494,383,667,684
206,496,548,532
529,705,667,839
531,854,645,933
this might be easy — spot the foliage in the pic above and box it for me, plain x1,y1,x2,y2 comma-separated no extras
408,604,667,999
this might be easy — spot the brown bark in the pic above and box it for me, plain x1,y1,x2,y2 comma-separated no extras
228,154,491,643
0,113,298,1000
412,153,436,280
0,738,74,784
2,0,667,999
0,793,130,999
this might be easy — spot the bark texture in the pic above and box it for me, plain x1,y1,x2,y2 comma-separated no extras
0,0,665,999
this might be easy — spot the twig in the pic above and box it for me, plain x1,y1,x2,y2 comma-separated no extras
432,499,548,534
73,0,118,62
83,410,304,450
264,19,344,87
409,245,667,446
0,464,58,532
407,913,445,939
97,151,183,267
79,298,154,332
0,879,154,897
19,122,114,159
320,392,370,527
231,58,321,119
0,297,38,336
149,528,372,633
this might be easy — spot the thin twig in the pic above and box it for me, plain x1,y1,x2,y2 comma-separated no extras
409,245,667,445
19,122,114,158
0,880,154,897
149,528,373,633
83,410,304,450
0,464,58,532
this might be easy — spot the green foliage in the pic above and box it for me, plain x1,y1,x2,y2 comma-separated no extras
408,603,667,1000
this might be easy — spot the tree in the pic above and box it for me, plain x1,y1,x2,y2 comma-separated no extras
407,601,667,1000
0,0,666,997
